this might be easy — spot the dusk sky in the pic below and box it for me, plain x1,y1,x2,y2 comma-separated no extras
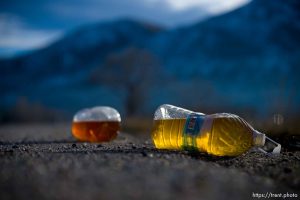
0,0,250,57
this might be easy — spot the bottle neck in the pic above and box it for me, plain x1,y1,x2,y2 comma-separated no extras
252,130,266,147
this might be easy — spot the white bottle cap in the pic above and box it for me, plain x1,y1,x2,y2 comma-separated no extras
253,130,281,154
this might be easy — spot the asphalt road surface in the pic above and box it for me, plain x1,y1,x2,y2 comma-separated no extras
0,123,299,200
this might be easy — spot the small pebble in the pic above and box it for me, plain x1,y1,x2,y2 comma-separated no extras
148,153,154,158
72,144,76,148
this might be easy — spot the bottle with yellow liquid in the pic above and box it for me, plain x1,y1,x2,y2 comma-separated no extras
151,104,281,156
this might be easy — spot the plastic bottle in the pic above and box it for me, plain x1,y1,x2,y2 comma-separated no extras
151,104,281,156
72,106,121,142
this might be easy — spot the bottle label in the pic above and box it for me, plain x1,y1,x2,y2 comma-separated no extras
182,113,204,151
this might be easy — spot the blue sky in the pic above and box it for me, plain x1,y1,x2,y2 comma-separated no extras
0,0,250,58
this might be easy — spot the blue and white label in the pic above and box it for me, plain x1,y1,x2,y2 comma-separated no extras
182,113,204,151
184,113,204,136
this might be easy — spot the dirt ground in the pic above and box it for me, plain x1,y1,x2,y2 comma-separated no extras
0,123,299,200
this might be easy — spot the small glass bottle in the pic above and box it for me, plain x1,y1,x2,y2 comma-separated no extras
72,106,121,142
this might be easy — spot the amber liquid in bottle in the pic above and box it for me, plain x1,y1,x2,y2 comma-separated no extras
72,121,120,142
152,116,253,156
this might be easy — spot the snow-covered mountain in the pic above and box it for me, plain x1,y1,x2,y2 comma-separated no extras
1,0,299,121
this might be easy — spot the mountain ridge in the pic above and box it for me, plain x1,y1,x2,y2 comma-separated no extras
1,0,300,120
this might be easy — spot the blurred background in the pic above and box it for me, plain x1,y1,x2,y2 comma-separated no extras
0,0,299,137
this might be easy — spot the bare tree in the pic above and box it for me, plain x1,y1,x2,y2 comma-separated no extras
90,47,160,116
